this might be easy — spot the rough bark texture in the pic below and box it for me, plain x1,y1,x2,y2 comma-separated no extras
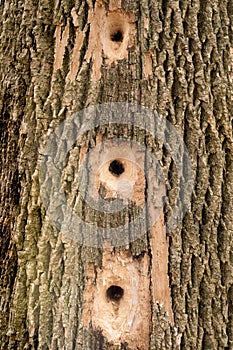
0,0,233,349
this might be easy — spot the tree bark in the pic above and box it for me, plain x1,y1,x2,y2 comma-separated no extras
0,0,233,349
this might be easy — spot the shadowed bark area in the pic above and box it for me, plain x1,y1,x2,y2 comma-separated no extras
0,0,233,349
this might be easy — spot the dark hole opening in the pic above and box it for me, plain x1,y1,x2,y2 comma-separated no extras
106,285,124,302
109,160,124,176
110,30,123,42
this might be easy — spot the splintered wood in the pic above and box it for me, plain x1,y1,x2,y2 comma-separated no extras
53,3,135,81
82,250,150,349
53,3,154,83
81,137,174,348
54,24,70,72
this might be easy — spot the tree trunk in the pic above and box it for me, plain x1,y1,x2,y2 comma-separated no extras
1,0,233,349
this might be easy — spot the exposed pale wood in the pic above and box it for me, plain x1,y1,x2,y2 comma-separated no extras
54,24,70,71
82,249,150,349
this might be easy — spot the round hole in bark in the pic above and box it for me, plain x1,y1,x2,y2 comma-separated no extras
106,285,124,301
110,30,123,42
109,160,124,176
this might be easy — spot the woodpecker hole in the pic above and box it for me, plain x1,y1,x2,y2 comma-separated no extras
109,160,124,176
110,30,123,42
106,285,124,302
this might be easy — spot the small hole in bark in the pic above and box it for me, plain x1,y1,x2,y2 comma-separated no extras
109,160,124,176
110,30,123,42
106,285,124,301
